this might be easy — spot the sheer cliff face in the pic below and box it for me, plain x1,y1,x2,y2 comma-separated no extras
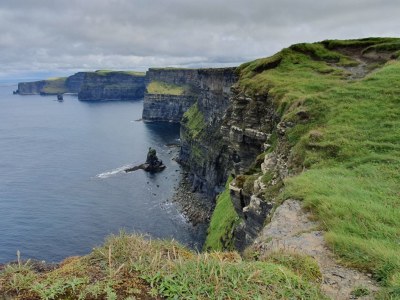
178,67,282,249
179,68,238,197
142,94,196,122
17,81,47,94
17,72,86,95
78,72,146,101
142,69,200,122
146,69,199,86
65,72,86,93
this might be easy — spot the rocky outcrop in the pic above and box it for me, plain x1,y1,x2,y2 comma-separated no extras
142,94,196,122
78,71,146,101
125,148,166,173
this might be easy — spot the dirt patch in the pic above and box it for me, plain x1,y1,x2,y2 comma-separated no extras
253,200,379,299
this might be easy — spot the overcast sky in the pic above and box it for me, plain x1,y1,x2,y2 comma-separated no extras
0,0,399,79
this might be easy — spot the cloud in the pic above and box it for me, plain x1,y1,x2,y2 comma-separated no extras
0,0,399,78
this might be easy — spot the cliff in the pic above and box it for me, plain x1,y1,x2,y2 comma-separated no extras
142,93,196,122
142,68,200,122
17,72,86,95
179,67,238,196
78,71,146,101
146,68,198,86
3,37,400,299
65,72,86,93
17,77,67,95
16,71,145,100
180,37,400,298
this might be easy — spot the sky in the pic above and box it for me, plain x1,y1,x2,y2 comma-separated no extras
0,0,399,80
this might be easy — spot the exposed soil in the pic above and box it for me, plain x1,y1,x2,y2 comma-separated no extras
333,47,389,80
253,200,379,300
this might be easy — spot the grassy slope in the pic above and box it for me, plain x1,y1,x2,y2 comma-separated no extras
146,80,186,95
238,38,400,295
0,233,325,299
42,77,67,94
204,177,240,251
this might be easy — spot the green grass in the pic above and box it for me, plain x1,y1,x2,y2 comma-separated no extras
94,70,146,76
146,80,186,95
362,42,400,54
204,177,240,251
0,233,325,299
322,37,400,49
238,38,400,294
181,102,206,139
42,77,67,94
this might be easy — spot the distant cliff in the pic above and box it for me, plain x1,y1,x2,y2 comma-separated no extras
142,68,199,122
16,72,86,95
146,68,198,86
78,71,146,101
65,72,86,93
17,78,67,95
16,71,145,100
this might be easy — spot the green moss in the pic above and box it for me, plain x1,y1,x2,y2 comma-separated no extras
204,178,240,251
182,102,206,139
146,80,186,95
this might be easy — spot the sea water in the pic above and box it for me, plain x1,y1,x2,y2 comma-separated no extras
0,83,204,263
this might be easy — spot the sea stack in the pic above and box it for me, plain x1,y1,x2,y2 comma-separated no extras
125,147,166,173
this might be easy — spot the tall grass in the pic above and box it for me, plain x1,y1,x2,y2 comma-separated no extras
0,233,325,299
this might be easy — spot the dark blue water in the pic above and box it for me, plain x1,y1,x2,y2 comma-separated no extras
0,84,204,263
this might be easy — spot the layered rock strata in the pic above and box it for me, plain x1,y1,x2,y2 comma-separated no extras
142,68,200,122
179,68,238,197
78,72,146,101
142,94,196,122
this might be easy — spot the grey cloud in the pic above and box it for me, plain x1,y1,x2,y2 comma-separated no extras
0,0,399,78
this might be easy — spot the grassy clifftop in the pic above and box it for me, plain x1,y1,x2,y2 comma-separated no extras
235,37,400,296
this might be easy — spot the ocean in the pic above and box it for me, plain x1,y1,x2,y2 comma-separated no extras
0,84,204,263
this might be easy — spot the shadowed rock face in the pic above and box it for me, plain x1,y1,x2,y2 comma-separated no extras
179,67,238,198
142,68,200,123
142,94,196,122
65,72,86,93
16,72,86,95
78,72,146,101
17,80,48,94
146,68,199,86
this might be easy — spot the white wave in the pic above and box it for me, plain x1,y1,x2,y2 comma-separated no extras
96,164,132,179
